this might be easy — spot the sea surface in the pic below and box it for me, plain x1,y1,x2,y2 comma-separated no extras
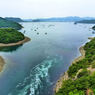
0,22,94,95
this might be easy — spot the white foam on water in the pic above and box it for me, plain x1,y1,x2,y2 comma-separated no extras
8,57,57,95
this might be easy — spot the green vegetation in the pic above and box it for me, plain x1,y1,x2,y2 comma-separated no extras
77,69,90,78
56,38,95,95
0,28,25,44
0,17,23,30
92,61,95,68
5,17,23,22
56,73,95,95
67,59,89,78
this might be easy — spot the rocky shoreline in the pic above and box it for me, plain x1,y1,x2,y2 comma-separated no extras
54,46,85,93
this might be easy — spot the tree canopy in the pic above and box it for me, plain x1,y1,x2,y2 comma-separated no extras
0,28,25,44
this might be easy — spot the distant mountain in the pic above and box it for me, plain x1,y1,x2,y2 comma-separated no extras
24,16,95,22
0,17,23,30
32,17,82,22
5,17,23,22
75,20,95,24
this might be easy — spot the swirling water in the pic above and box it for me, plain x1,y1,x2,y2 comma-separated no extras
8,57,57,95
0,22,94,95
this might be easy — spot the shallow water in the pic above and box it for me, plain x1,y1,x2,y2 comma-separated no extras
0,22,94,95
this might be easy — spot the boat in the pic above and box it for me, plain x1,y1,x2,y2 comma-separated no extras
37,32,39,35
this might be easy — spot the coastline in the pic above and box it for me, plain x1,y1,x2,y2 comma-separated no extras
0,56,5,72
0,36,31,47
0,36,31,72
54,45,86,93
72,46,85,64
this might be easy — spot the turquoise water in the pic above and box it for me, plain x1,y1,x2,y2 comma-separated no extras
0,22,94,95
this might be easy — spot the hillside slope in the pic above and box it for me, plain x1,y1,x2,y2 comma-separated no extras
5,17,23,22
0,17,23,30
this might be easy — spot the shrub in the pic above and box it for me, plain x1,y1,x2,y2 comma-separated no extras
92,61,95,68
77,69,89,78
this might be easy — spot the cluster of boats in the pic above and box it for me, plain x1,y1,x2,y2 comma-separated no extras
23,27,48,35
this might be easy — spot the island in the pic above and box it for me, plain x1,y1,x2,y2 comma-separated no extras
55,37,95,95
0,28,30,72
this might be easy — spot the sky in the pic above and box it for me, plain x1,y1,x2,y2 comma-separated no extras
0,0,95,19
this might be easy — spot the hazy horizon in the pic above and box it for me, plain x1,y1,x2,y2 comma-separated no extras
3,16,95,19
0,0,95,19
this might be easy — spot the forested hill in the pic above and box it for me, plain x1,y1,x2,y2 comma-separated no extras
5,17,23,22
0,17,23,30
